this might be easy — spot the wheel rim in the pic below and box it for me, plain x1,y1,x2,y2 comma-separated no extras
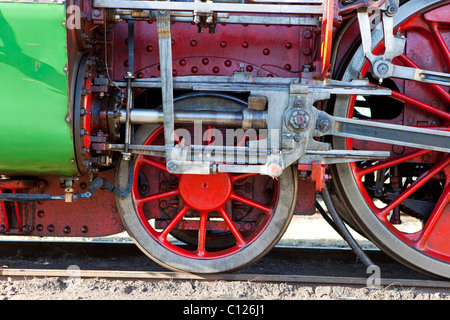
333,0,450,276
132,125,281,260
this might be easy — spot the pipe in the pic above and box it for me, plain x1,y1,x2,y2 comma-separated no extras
321,184,374,268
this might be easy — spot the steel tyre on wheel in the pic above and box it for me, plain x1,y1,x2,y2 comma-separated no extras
332,0,450,278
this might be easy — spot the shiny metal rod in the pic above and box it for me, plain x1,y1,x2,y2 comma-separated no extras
118,108,267,128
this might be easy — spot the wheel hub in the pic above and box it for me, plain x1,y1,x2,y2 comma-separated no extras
179,173,232,211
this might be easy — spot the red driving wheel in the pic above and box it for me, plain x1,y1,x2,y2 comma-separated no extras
115,94,297,273
332,0,450,278
132,126,281,259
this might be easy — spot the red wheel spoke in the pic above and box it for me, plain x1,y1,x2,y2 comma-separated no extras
415,184,450,249
218,207,246,247
379,156,450,220
391,90,450,121
197,211,208,256
135,189,180,206
231,173,259,183
428,21,450,69
139,157,169,173
159,205,190,240
230,192,273,214
397,54,450,104
356,149,431,178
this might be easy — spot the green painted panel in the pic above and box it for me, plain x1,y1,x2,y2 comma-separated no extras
0,2,79,176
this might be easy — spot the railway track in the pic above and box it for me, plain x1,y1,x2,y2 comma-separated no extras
0,240,448,296
0,266,448,292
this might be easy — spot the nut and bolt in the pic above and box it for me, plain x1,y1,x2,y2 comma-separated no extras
289,110,310,130
166,161,179,172
376,62,390,76
268,163,282,177
317,118,332,133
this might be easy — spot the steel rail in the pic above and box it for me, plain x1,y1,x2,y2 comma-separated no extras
0,267,448,290
0,240,447,288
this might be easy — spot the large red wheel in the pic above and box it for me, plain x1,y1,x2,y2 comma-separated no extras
332,0,450,278
115,97,297,273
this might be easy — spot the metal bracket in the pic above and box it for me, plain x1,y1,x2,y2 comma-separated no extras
156,10,176,167
357,4,450,86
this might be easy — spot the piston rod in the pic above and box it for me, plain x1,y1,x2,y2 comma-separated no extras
117,108,267,129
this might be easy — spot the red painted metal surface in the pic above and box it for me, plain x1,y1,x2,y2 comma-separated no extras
344,4,450,262
0,171,123,237
111,21,316,80
32,172,123,237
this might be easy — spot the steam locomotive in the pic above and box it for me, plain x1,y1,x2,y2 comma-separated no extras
0,0,449,278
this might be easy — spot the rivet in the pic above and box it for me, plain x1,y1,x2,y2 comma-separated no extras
37,210,45,218
137,72,144,78
171,39,175,46
224,60,232,67
246,65,253,72
146,45,153,53
285,42,293,49
242,41,249,48
191,66,198,73
179,59,187,66
302,47,312,56
303,30,313,39
37,180,47,191
220,41,227,48
47,224,55,232
212,67,220,74
284,64,292,71
190,40,197,47
172,69,177,76
202,58,209,65
63,226,71,234
263,48,270,56
81,226,89,233
36,224,44,232
124,60,129,67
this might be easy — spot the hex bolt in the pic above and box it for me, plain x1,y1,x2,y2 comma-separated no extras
386,5,397,16
317,118,332,133
167,161,178,172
